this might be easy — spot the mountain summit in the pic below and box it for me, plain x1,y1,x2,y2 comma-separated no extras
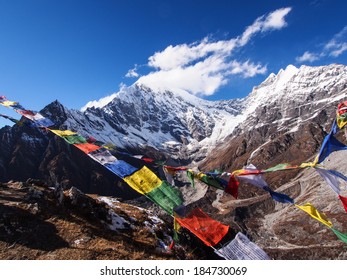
68,64,347,162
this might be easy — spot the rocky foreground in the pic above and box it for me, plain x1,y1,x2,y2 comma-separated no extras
0,179,205,260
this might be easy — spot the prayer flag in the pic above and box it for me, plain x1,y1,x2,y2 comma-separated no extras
105,160,138,178
123,166,162,194
175,208,229,247
338,195,347,213
0,100,17,107
146,180,183,215
331,228,347,245
295,203,333,228
74,143,101,154
264,163,297,172
88,148,117,165
50,129,77,137
63,134,87,144
316,122,347,163
226,174,239,198
196,172,225,190
315,168,341,195
214,232,270,260
262,186,294,204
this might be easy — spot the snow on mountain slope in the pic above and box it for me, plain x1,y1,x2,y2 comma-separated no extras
59,84,245,161
45,64,347,163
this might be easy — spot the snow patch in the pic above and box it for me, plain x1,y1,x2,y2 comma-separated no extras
108,210,129,231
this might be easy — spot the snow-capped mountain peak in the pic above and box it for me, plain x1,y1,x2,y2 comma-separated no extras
43,64,347,163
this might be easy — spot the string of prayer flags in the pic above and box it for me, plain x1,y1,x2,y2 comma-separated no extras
16,110,55,128
49,126,184,215
214,232,270,260
0,97,185,218
230,164,294,204
0,96,55,128
175,208,229,247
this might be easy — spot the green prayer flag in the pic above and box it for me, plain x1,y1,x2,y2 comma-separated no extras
264,163,293,172
63,134,87,145
331,228,347,245
198,174,224,190
146,181,183,215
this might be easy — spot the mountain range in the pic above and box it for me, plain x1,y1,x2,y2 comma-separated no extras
1,63,347,259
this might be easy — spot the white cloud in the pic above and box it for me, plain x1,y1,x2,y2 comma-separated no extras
324,26,347,57
130,7,292,96
296,51,320,63
125,65,140,78
298,25,347,63
228,60,267,77
330,43,347,57
238,7,292,47
263,7,292,30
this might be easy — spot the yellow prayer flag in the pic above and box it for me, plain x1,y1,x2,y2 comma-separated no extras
295,203,333,228
50,129,77,137
123,166,162,194
299,162,316,168
0,100,17,107
337,118,347,129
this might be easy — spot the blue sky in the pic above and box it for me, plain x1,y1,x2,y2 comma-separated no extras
1,0,347,127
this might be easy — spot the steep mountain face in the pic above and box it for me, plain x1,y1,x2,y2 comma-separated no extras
201,64,347,175
58,84,246,164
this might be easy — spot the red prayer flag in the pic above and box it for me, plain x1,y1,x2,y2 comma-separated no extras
74,143,101,154
339,195,347,213
175,208,229,247
225,174,239,198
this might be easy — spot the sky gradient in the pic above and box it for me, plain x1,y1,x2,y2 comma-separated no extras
1,0,347,127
